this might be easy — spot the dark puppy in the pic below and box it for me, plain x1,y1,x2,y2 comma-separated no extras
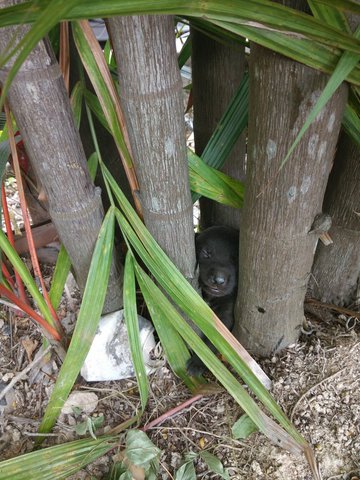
187,226,239,376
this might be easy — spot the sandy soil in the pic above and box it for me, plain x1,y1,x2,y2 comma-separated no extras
0,277,359,479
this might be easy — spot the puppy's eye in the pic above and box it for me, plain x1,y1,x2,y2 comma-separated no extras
200,248,211,259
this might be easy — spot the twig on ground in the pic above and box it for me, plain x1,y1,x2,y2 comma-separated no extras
142,394,204,431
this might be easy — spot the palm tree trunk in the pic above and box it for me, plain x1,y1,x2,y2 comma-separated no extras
0,8,122,314
191,28,246,230
310,132,360,306
108,15,197,286
234,43,347,356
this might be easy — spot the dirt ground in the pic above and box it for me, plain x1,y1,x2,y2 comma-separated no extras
0,270,359,480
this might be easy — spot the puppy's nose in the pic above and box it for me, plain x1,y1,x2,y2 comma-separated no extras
212,273,226,285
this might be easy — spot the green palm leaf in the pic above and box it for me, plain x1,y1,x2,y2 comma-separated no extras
38,207,115,438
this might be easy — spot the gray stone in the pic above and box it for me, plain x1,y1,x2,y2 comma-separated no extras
81,310,156,381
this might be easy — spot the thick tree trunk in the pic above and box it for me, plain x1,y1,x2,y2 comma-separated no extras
191,29,246,230
234,44,347,356
310,132,360,306
109,15,197,285
0,4,123,314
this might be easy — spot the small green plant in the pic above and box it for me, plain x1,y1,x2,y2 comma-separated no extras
108,430,230,480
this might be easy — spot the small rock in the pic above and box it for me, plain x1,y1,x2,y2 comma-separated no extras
81,310,156,382
11,429,21,442
2,373,14,382
61,391,99,415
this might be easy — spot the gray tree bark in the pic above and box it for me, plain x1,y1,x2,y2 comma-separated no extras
191,29,246,230
0,2,123,314
234,44,347,356
108,15,197,285
310,132,360,306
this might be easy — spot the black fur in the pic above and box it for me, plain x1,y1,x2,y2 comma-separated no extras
187,226,239,376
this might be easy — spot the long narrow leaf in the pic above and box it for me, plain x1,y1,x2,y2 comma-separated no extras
314,0,360,14
178,33,191,69
201,73,249,169
191,73,248,203
49,245,72,311
0,436,118,480
132,259,203,391
103,167,315,450
85,86,245,208
0,0,76,108
71,21,133,168
210,20,360,87
70,80,84,129
189,151,244,208
279,26,360,169
38,207,115,437
123,252,149,411
308,0,350,31
0,229,58,331
343,103,360,146
1,1,360,55
134,264,307,456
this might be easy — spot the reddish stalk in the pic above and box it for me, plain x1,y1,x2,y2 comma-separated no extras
142,394,204,432
1,263,16,290
78,20,143,219
1,182,28,302
4,102,61,329
0,284,61,341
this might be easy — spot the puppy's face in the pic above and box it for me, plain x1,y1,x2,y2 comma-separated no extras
196,226,239,298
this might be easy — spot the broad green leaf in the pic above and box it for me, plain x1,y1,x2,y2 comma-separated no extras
49,244,71,311
123,252,149,411
38,207,115,438
125,430,161,468
0,435,118,480
0,229,58,331
232,414,259,439
199,451,230,480
175,461,196,480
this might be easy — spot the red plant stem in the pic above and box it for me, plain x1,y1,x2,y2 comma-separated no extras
142,394,204,432
1,182,28,302
1,263,16,290
4,103,61,328
0,284,61,341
